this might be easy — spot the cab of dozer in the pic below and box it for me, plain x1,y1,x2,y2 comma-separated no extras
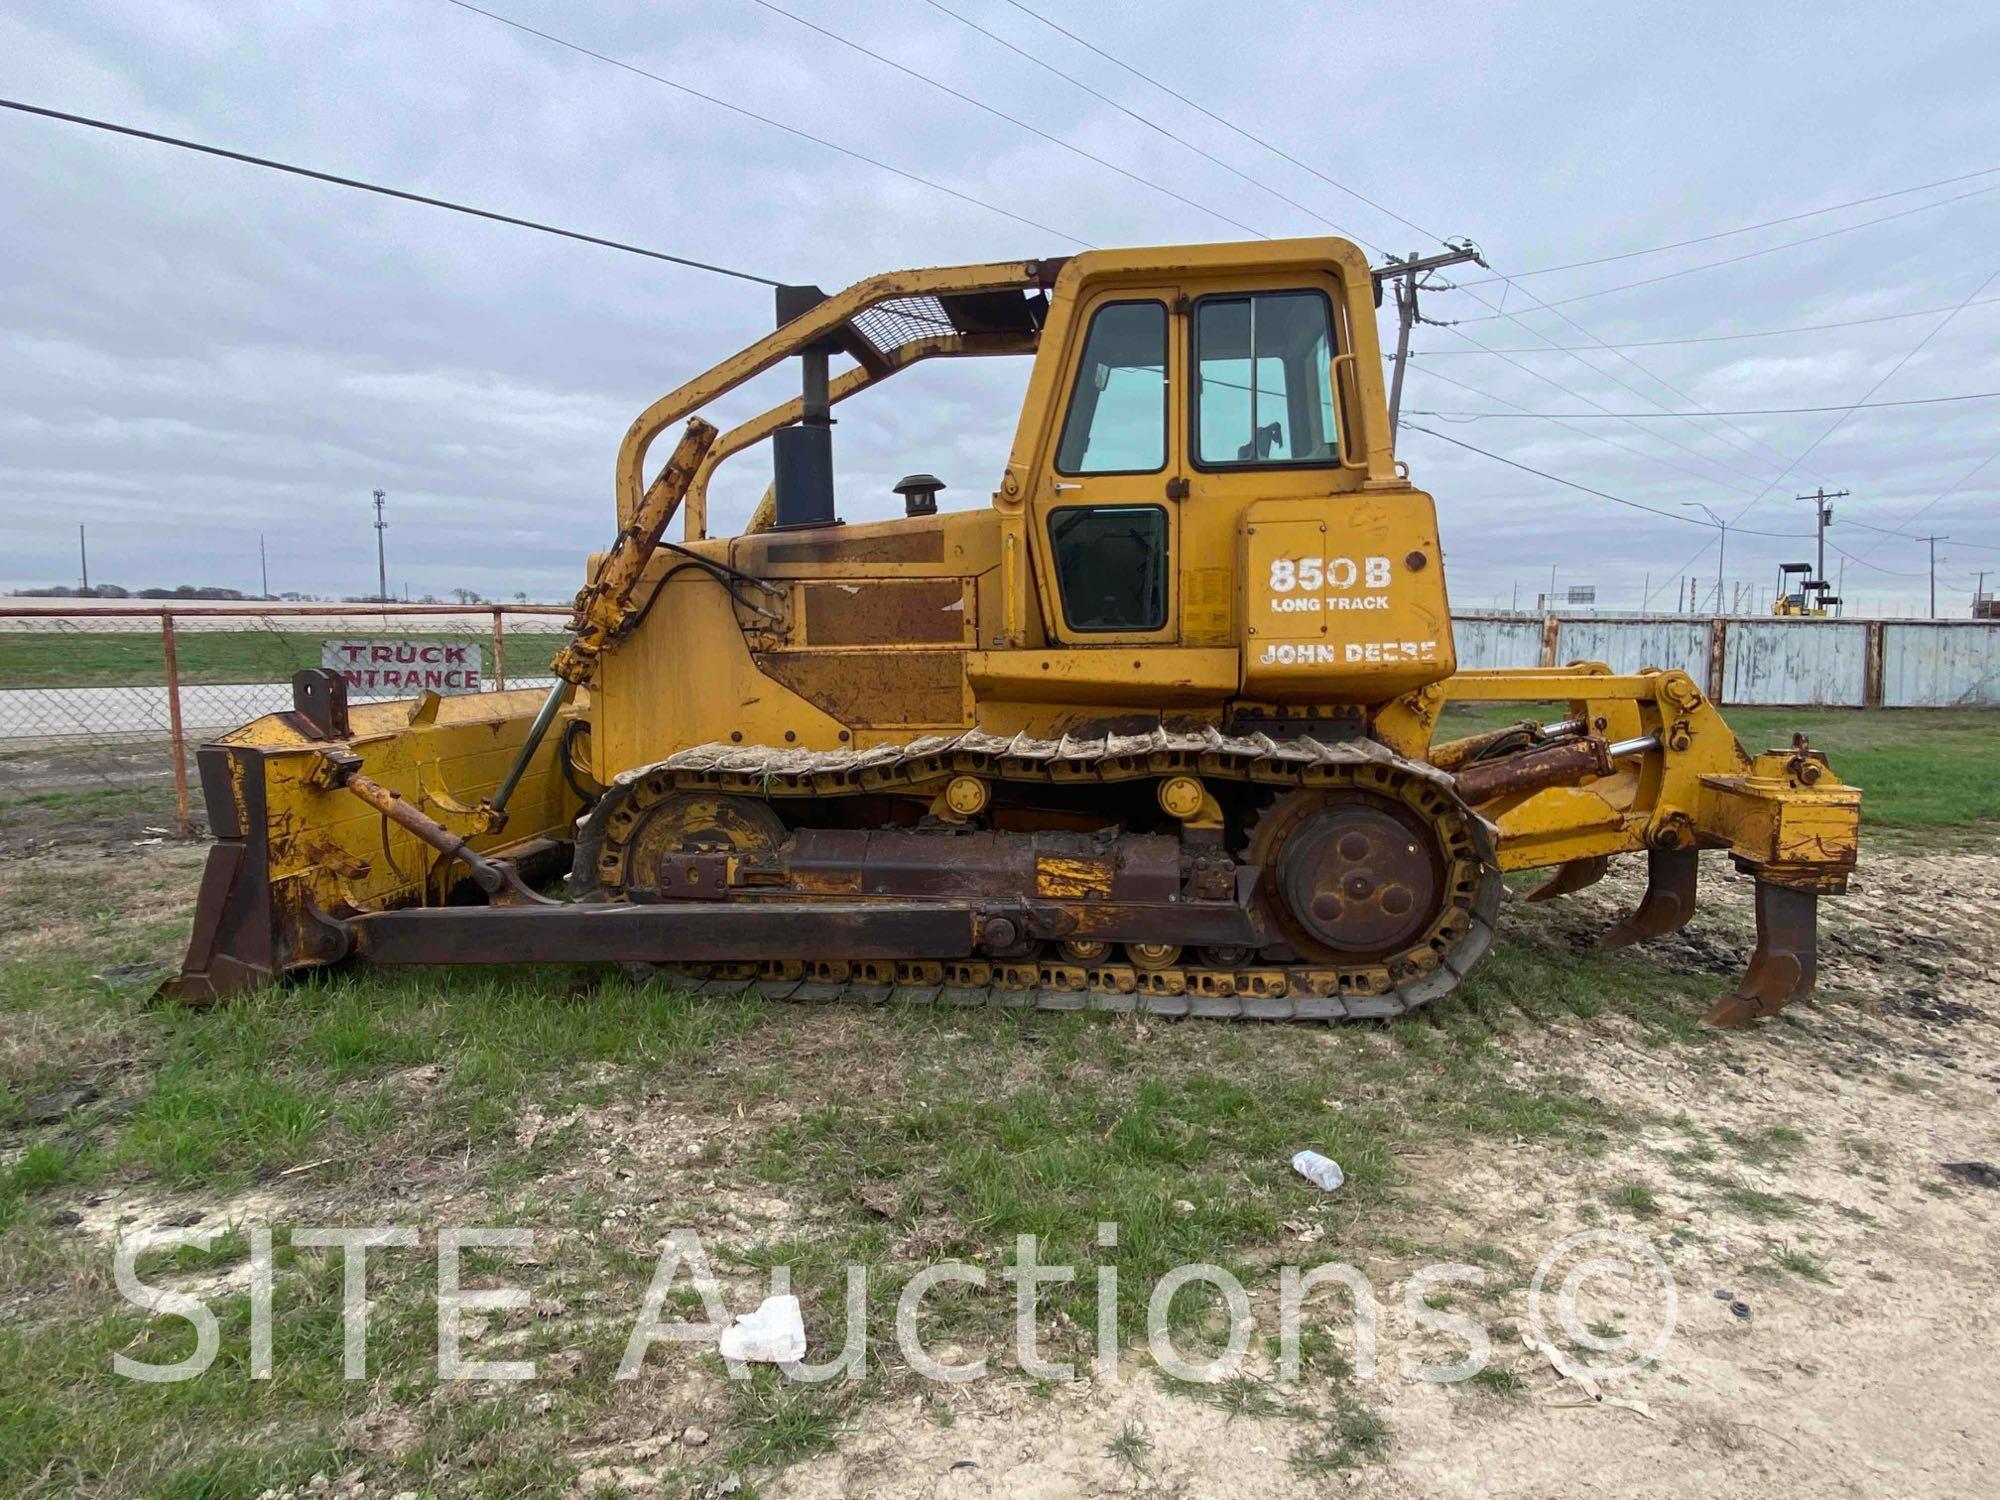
171,238,1858,1027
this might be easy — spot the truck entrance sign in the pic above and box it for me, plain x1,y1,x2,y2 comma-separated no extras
320,639,483,695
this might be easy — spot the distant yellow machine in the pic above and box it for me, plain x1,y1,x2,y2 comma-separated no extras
1772,562,1837,616
171,238,1858,1027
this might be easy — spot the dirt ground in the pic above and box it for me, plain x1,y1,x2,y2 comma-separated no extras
0,741,187,858
759,844,2000,1500
7,830,1998,1498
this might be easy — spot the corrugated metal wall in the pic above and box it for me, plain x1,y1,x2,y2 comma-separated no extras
1721,620,1868,705
1554,618,1712,679
1451,617,1544,671
1881,623,2000,707
1446,615,2000,707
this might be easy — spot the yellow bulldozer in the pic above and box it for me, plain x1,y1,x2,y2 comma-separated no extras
168,237,1858,1028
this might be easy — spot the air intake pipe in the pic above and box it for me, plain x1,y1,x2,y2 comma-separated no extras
772,283,840,531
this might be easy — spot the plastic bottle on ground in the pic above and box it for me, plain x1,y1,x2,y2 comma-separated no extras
1291,1150,1345,1192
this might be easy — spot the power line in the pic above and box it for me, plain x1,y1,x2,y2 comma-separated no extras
1456,163,2000,284
1839,517,2000,553
1891,446,2000,531
1451,270,1849,493
1401,424,1811,537
1403,361,1780,502
1456,182,2000,321
994,9,1819,494
747,0,1263,236
1725,265,2000,525
994,0,1407,250
1431,321,1804,493
0,95,786,286
1828,542,1933,579
919,0,1354,241
1428,175,1978,494
1404,295,2000,353
992,0,1826,500
440,0,1089,247
1642,533,1727,611
1410,390,2000,419
999,0,1967,516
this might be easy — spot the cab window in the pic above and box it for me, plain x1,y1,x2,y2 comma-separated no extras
1055,301,1168,475
1050,505,1169,632
1193,291,1339,467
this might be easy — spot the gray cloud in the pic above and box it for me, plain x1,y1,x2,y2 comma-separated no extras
2,0,1996,614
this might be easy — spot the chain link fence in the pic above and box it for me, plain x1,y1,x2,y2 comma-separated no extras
0,604,570,833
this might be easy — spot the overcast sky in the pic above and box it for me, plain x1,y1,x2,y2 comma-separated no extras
3,0,1997,614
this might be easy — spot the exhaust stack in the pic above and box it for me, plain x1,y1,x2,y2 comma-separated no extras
772,283,840,530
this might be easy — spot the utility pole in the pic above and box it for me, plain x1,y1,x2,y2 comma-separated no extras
1680,502,1728,613
259,534,269,598
1919,535,1948,617
1377,242,1487,438
1796,488,1846,586
372,490,388,603
78,523,89,595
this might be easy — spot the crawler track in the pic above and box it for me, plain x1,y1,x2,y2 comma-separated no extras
577,725,1503,1020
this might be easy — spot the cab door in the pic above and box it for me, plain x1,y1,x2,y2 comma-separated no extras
1179,272,1453,698
1028,290,1185,645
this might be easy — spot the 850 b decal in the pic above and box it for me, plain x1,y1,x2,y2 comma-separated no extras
1267,554,1395,612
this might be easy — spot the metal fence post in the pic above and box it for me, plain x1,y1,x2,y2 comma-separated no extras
492,606,506,691
160,611,193,836
1707,616,1728,704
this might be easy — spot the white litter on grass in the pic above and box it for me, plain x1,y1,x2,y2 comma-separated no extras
718,1294,806,1364
1291,1150,1345,1192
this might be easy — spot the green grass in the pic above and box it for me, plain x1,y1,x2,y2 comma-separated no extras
741,997,1616,1354
0,957,774,1496
1106,1420,1153,1473
1,700,1988,1495
1717,1125,1808,1167
1772,1244,1834,1284
1440,703,2000,831
1466,1364,1527,1397
726,1372,855,1469
1720,1187,1800,1223
0,916,1641,1495
0,784,181,826
1604,1182,1660,1216
0,630,490,688
1288,1390,1391,1476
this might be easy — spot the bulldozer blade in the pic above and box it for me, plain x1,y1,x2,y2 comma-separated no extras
1599,846,1698,948
1704,881,1818,1029
1524,855,1609,903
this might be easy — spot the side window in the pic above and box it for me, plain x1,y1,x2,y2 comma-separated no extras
1194,291,1339,468
1050,505,1169,632
1055,301,1168,475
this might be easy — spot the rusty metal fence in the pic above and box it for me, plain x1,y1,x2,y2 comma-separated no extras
0,604,569,833
1454,613,2000,708
5,605,1994,839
